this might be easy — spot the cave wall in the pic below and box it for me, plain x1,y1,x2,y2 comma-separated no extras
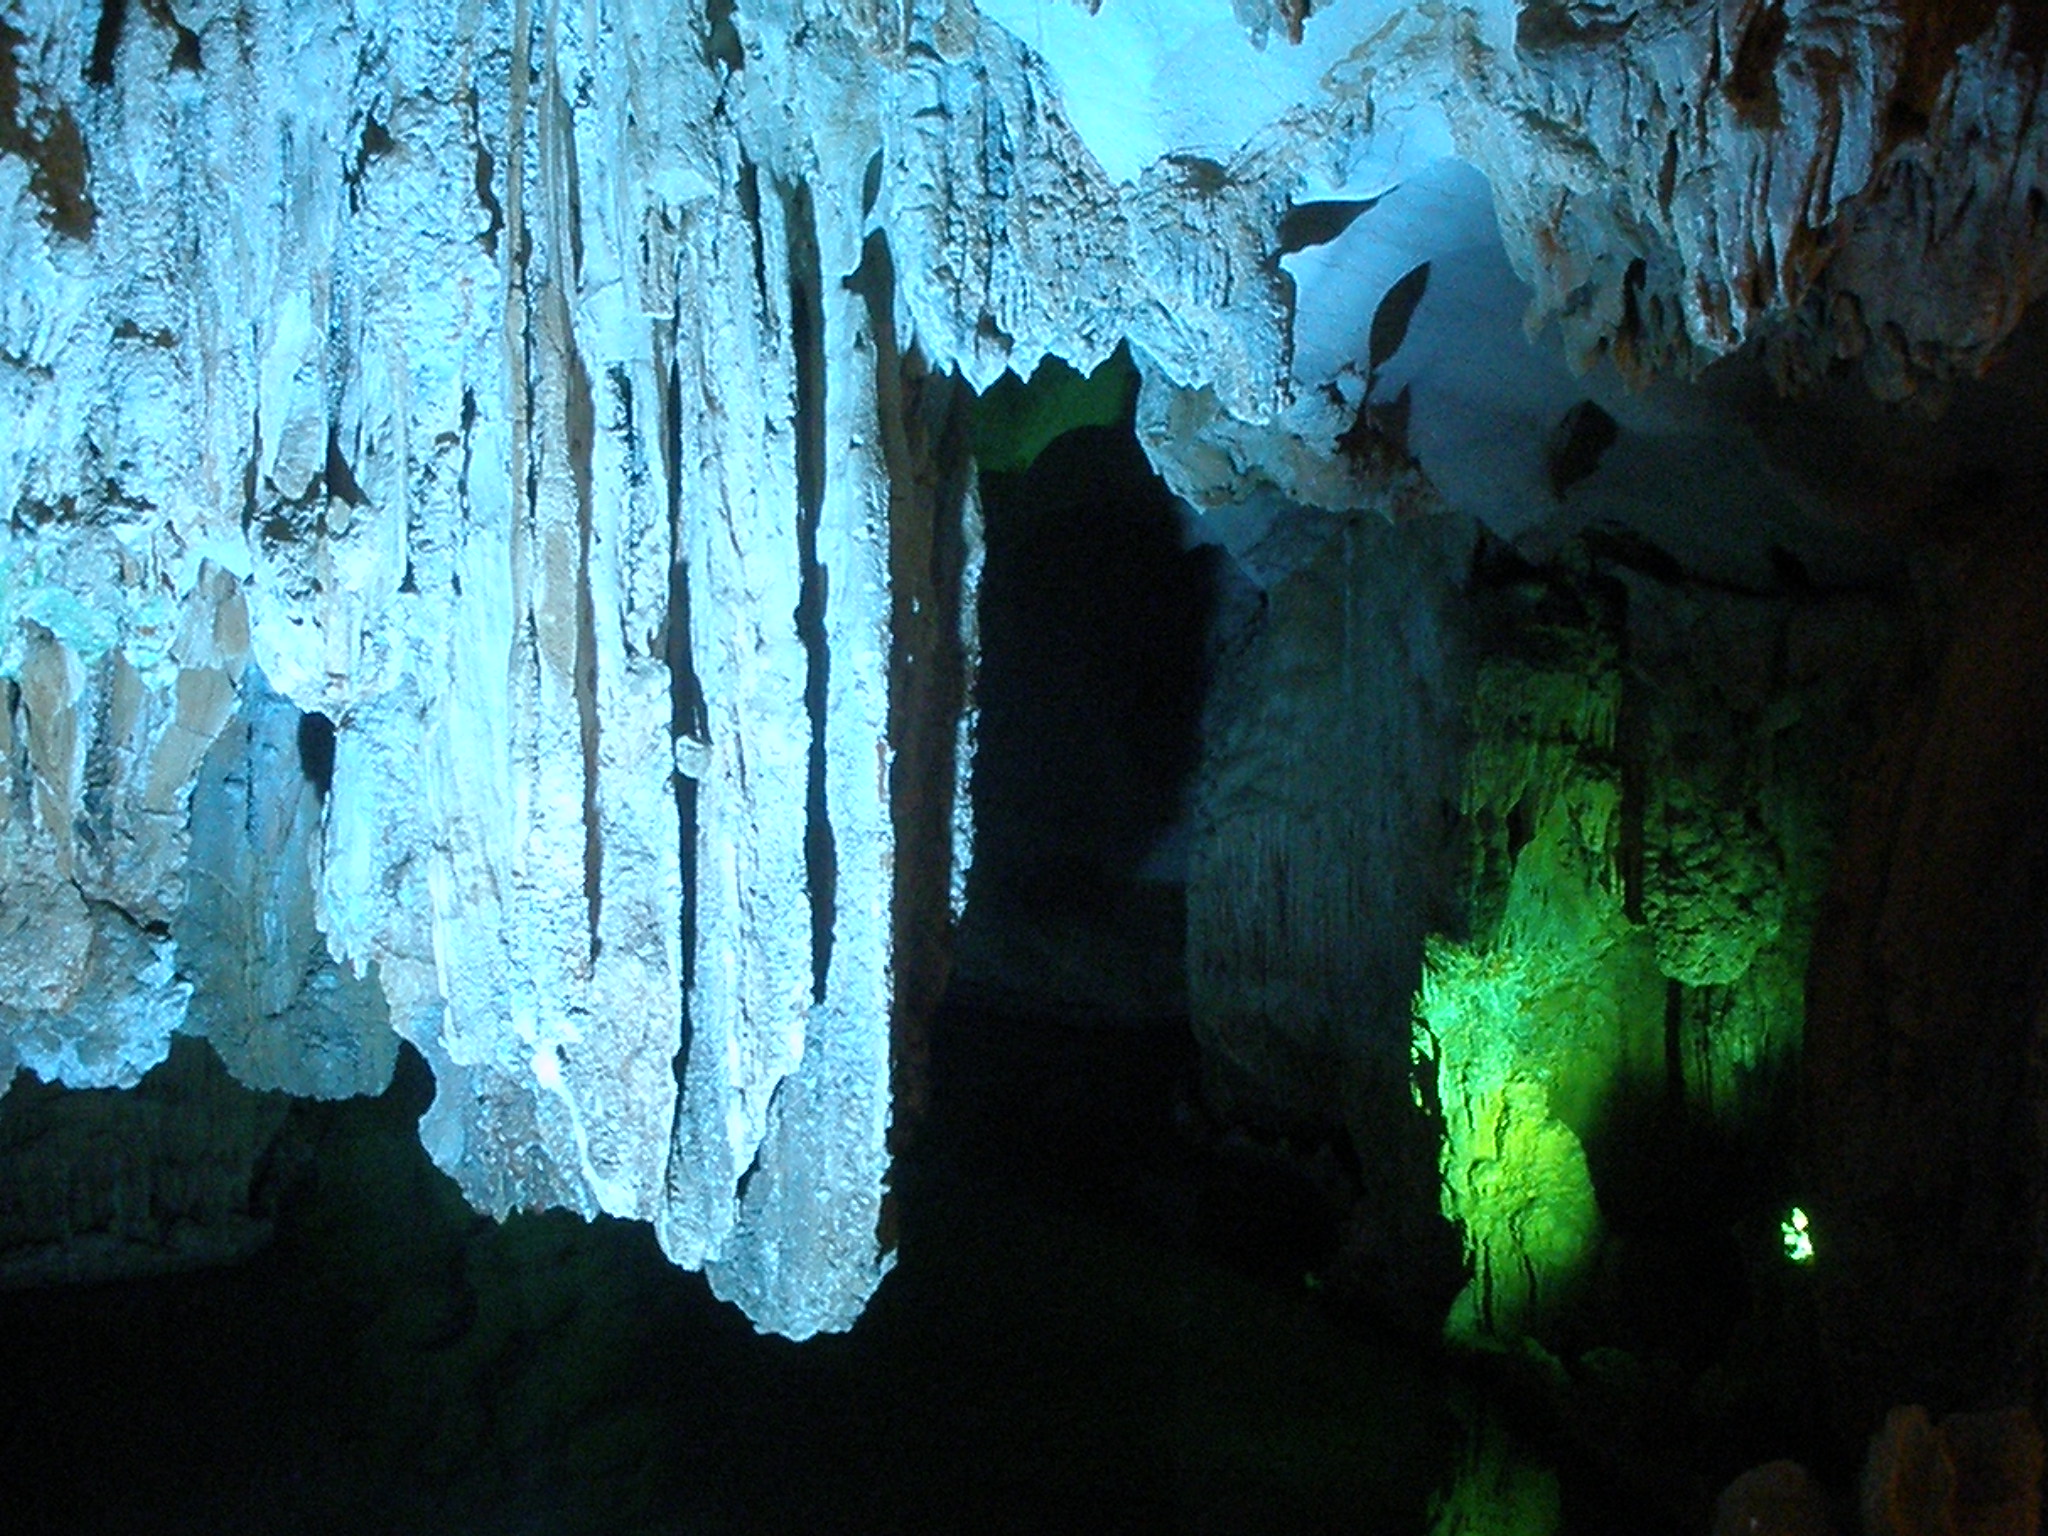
1807,513,2048,1429
1185,508,1906,1376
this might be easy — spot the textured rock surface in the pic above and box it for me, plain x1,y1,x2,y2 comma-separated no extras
1807,515,2048,1426
1021,0,2048,531
0,1034,290,1286
179,666,395,1100
1189,512,1471,1126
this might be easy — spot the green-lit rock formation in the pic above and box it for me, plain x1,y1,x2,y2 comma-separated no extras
1189,521,1902,1362
1414,568,1634,1346
1409,548,1899,1356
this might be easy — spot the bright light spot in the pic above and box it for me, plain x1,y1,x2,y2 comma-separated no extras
1781,1206,1814,1264
533,1045,563,1092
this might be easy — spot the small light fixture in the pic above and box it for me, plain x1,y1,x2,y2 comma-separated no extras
1781,1206,1814,1264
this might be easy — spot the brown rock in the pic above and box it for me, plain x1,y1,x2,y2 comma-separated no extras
1943,1408,2042,1536
1860,1404,2044,1536
1863,1406,1957,1536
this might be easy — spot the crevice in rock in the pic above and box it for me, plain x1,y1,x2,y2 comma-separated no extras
323,424,369,508
85,0,125,88
456,386,476,552
344,110,394,214
783,177,835,1006
860,150,882,221
158,4,201,73
295,711,336,800
559,84,584,285
1724,0,1788,128
736,157,767,310
566,330,603,965
465,87,504,256
702,0,743,72
660,344,704,1076
240,410,262,535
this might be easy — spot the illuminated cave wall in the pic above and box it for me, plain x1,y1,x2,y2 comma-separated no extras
5,0,2048,1344
1413,552,1900,1350
1183,504,1904,1351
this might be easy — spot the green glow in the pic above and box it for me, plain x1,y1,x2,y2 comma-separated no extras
1413,617,1623,1347
970,346,1138,474
1427,1408,1563,1536
1409,561,1858,1352
1416,944,1604,1346
1642,779,1786,986
1781,1206,1814,1264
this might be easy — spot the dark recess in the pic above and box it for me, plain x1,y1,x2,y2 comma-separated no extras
1276,195,1380,256
465,88,504,255
784,178,837,1006
344,113,394,213
295,711,336,799
86,0,126,87
662,348,706,1073
1547,398,1620,498
966,421,1216,937
702,0,743,71
323,425,370,508
1725,0,1789,127
3,14,96,240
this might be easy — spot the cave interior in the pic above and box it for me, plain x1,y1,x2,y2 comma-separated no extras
5,1,2048,1533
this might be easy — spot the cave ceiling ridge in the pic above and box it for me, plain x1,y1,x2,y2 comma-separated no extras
1001,0,2048,521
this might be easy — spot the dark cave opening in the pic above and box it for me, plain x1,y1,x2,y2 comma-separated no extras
941,397,1367,1295
951,414,1224,1022
294,709,337,799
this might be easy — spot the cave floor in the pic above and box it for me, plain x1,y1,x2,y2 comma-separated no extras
0,1008,1457,1535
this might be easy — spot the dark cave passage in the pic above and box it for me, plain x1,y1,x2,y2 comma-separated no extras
952,415,1226,1022
0,1025,1459,1536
